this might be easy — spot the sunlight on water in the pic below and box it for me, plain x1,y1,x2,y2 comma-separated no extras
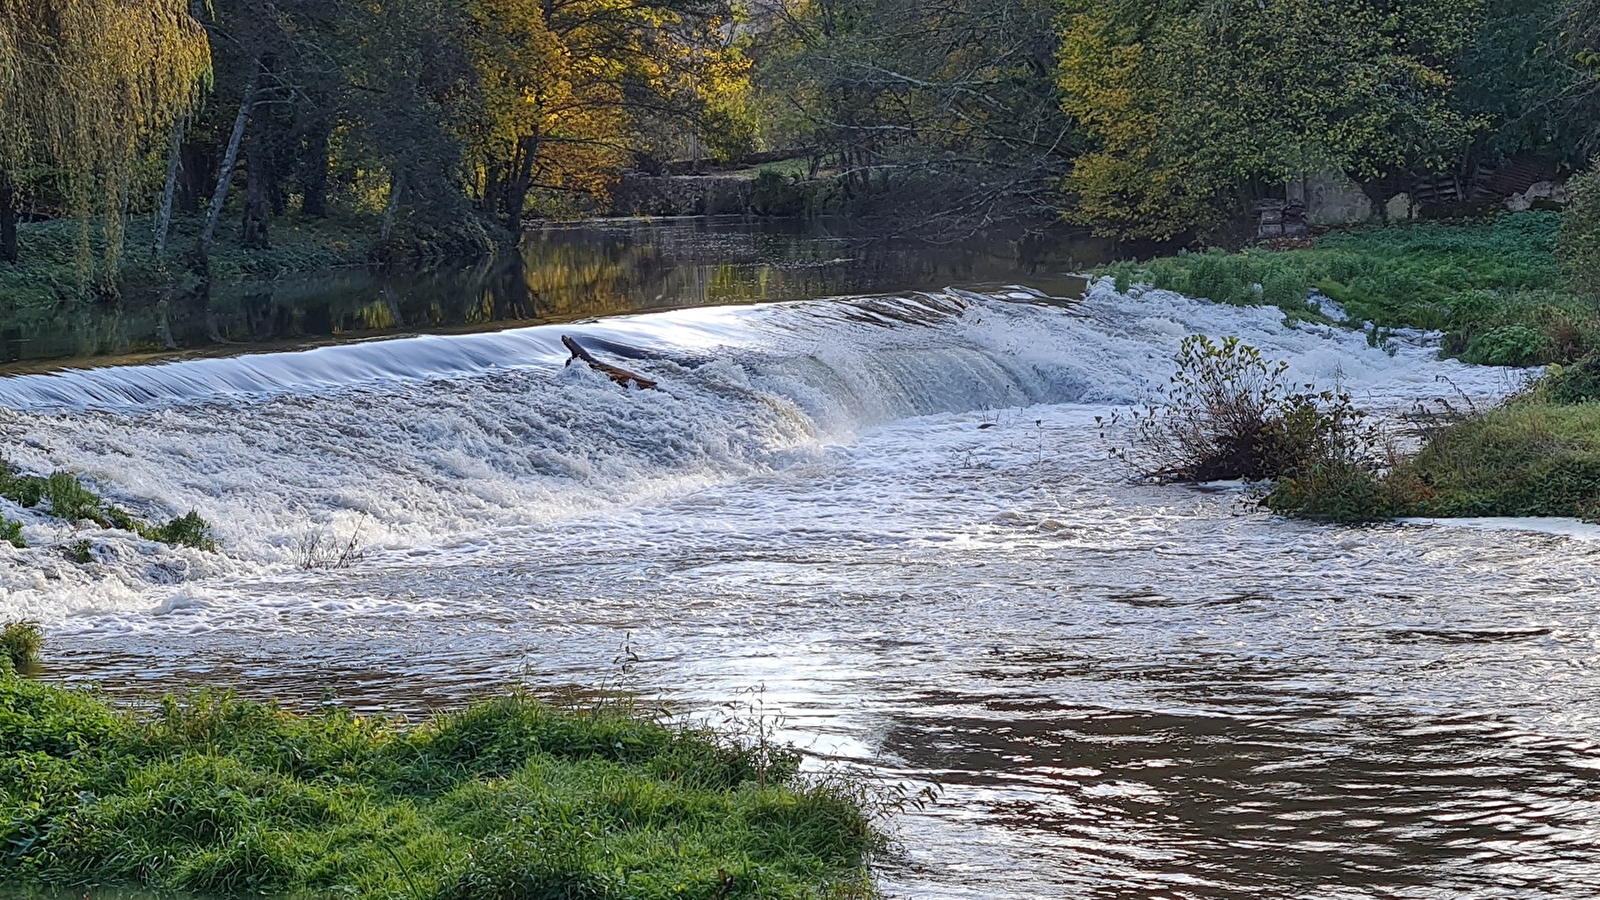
2,249,1597,898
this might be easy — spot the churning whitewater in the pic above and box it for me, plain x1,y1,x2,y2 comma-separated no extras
0,282,1502,622
0,284,1462,616
9,281,1600,900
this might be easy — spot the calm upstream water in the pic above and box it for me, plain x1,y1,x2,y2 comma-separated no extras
1,219,1598,898
0,217,1101,369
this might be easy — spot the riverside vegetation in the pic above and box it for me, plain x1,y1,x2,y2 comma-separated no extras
14,0,1600,294
1106,196,1600,523
0,657,883,899
0,455,215,552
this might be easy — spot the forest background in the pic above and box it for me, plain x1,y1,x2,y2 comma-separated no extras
6,0,1600,288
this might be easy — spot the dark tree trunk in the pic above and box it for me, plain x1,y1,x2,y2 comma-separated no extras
299,121,331,218
482,161,504,219
242,122,272,248
504,133,539,232
178,139,214,214
0,178,18,264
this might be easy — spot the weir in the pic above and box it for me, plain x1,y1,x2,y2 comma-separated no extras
4,272,1595,900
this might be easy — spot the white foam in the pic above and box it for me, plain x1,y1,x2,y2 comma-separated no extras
0,283,1507,621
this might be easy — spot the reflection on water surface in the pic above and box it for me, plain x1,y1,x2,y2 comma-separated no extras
0,217,1101,371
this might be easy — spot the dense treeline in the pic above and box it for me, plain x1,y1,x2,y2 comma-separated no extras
756,0,1600,237
7,0,1600,273
0,0,747,276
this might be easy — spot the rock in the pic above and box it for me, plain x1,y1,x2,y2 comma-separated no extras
1304,171,1373,226
1506,180,1570,212
1385,192,1413,221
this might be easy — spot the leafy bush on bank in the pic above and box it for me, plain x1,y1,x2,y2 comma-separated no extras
0,669,883,899
1104,335,1377,486
1,621,42,672
1114,335,1600,523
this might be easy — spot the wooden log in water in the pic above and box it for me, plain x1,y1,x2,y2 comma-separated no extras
562,335,658,390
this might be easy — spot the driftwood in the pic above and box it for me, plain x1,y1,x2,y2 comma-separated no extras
562,335,658,390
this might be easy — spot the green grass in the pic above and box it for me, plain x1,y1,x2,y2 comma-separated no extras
1100,212,1596,365
1389,399,1600,518
1262,387,1600,522
0,674,882,899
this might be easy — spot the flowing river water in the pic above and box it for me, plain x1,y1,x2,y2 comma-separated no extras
1,220,1598,898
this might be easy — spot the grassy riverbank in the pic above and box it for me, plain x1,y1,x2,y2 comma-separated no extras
1262,383,1600,522
1102,212,1586,366
1103,212,1600,523
0,667,882,899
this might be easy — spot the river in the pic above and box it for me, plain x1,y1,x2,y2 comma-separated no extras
1,219,1597,899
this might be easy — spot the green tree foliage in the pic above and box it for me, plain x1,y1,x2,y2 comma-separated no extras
0,0,750,276
1455,0,1589,162
0,0,210,271
1058,0,1483,239
181,0,746,252
754,0,1076,225
1559,163,1600,297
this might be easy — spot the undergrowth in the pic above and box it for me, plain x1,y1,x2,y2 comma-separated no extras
1101,212,1589,365
0,457,215,551
1381,396,1600,519
1,621,42,672
1102,335,1377,486
1113,334,1600,523
0,673,884,899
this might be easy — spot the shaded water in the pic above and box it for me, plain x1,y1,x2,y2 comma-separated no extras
0,217,1098,370
1,221,1597,898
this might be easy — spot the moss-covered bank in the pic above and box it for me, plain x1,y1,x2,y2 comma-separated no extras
0,670,882,899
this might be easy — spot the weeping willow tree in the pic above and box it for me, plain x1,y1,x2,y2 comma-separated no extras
0,0,210,279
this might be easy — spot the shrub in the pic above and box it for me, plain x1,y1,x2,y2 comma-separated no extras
1,517,23,549
43,472,103,524
1104,335,1376,483
152,510,217,551
1543,353,1600,403
0,465,47,507
1560,162,1600,300
749,169,805,217
1,621,43,672
1463,324,1545,366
